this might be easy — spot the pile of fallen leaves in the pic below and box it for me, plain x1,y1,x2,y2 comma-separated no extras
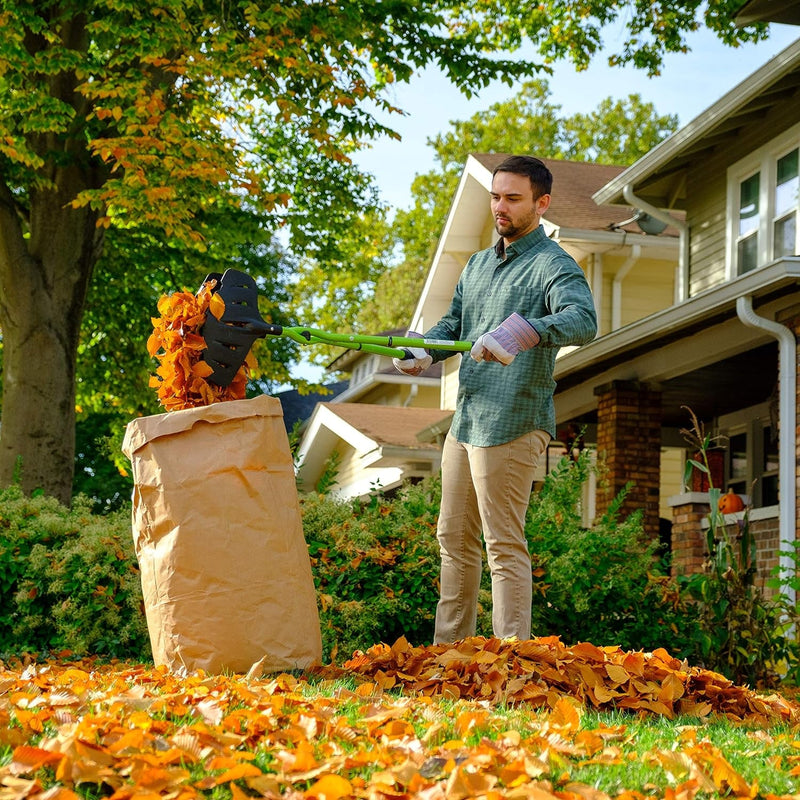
147,279,255,411
339,636,799,727
2,639,800,800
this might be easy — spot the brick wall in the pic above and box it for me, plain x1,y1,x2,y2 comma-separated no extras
595,380,662,538
669,495,781,594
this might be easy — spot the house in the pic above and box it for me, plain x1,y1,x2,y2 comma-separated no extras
294,330,451,497
296,163,681,499
557,32,800,588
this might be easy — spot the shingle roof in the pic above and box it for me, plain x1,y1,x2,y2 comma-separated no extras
318,402,452,449
471,154,666,232
276,381,348,431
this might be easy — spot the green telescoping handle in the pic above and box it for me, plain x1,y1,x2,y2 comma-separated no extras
270,326,473,359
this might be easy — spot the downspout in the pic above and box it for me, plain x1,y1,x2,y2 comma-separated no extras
591,253,604,335
623,185,690,303
403,383,418,408
611,244,641,331
736,295,796,607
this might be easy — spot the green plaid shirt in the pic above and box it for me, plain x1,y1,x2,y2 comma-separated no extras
425,225,597,445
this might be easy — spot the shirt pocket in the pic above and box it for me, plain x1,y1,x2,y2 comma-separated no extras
493,284,542,320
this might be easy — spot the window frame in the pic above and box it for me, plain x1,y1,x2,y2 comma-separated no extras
717,402,778,509
726,120,800,278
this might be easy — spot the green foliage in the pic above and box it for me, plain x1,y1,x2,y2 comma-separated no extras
73,411,134,512
677,408,800,687
524,452,698,654
300,453,699,664
0,485,150,660
301,480,442,662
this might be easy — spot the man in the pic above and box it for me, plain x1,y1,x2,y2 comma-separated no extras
394,155,597,643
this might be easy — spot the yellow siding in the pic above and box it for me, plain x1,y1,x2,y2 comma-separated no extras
330,441,360,492
597,253,676,334
659,447,687,521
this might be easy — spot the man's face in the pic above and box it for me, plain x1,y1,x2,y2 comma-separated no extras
490,171,550,242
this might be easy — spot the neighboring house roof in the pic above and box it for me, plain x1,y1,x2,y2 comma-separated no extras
276,380,348,432
471,154,655,233
318,403,451,450
593,36,800,209
296,402,453,496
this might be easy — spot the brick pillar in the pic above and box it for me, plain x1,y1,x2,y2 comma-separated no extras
594,380,662,539
668,495,710,578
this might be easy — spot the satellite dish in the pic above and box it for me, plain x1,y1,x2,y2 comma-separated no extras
610,208,669,235
635,211,668,236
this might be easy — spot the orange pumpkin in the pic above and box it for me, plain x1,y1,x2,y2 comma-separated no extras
718,489,745,514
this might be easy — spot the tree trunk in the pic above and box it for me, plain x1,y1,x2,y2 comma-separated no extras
0,173,104,505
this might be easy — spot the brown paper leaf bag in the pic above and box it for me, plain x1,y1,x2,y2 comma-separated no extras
121,395,322,674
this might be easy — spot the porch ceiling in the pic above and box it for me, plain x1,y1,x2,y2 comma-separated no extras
649,342,776,427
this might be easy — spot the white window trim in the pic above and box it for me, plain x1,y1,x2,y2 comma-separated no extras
726,119,800,279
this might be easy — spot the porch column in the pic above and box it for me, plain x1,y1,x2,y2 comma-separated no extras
778,307,800,540
594,380,662,538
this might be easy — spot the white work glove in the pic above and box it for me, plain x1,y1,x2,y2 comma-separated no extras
392,331,433,376
470,312,540,365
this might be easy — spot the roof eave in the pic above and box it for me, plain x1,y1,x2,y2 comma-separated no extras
592,36,800,207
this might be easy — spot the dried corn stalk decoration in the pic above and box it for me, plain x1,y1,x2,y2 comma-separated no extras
147,279,257,410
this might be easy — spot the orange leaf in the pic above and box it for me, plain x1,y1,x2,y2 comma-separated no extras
214,763,263,784
209,292,226,320
9,745,65,774
305,774,353,800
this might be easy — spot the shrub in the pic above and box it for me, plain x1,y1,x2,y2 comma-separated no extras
301,479,442,662
677,409,800,687
0,485,150,660
524,452,698,655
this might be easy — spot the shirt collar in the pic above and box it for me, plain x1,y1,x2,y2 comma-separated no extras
493,225,547,259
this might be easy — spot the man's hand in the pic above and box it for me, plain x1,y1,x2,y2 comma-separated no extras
393,331,433,376
470,313,540,365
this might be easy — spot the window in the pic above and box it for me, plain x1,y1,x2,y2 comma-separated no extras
719,405,779,509
774,148,798,259
737,173,760,273
728,123,800,276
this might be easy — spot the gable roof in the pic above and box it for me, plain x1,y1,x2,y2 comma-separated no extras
319,403,450,450
593,36,800,209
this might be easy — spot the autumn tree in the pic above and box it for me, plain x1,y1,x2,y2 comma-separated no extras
0,1,767,503
349,80,680,332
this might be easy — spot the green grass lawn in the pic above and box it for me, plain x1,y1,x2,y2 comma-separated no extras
2,652,800,800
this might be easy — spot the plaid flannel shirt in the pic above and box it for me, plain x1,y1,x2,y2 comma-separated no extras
424,225,597,445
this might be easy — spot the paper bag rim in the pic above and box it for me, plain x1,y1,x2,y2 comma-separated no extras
122,395,283,459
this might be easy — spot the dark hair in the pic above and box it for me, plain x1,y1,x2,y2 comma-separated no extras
492,155,552,197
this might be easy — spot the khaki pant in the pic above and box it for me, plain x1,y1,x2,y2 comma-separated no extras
433,429,550,643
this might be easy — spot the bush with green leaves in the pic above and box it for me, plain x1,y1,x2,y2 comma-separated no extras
677,409,800,688
0,485,150,660
522,453,698,655
300,480,442,662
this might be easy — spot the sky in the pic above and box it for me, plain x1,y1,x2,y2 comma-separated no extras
351,23,800,214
